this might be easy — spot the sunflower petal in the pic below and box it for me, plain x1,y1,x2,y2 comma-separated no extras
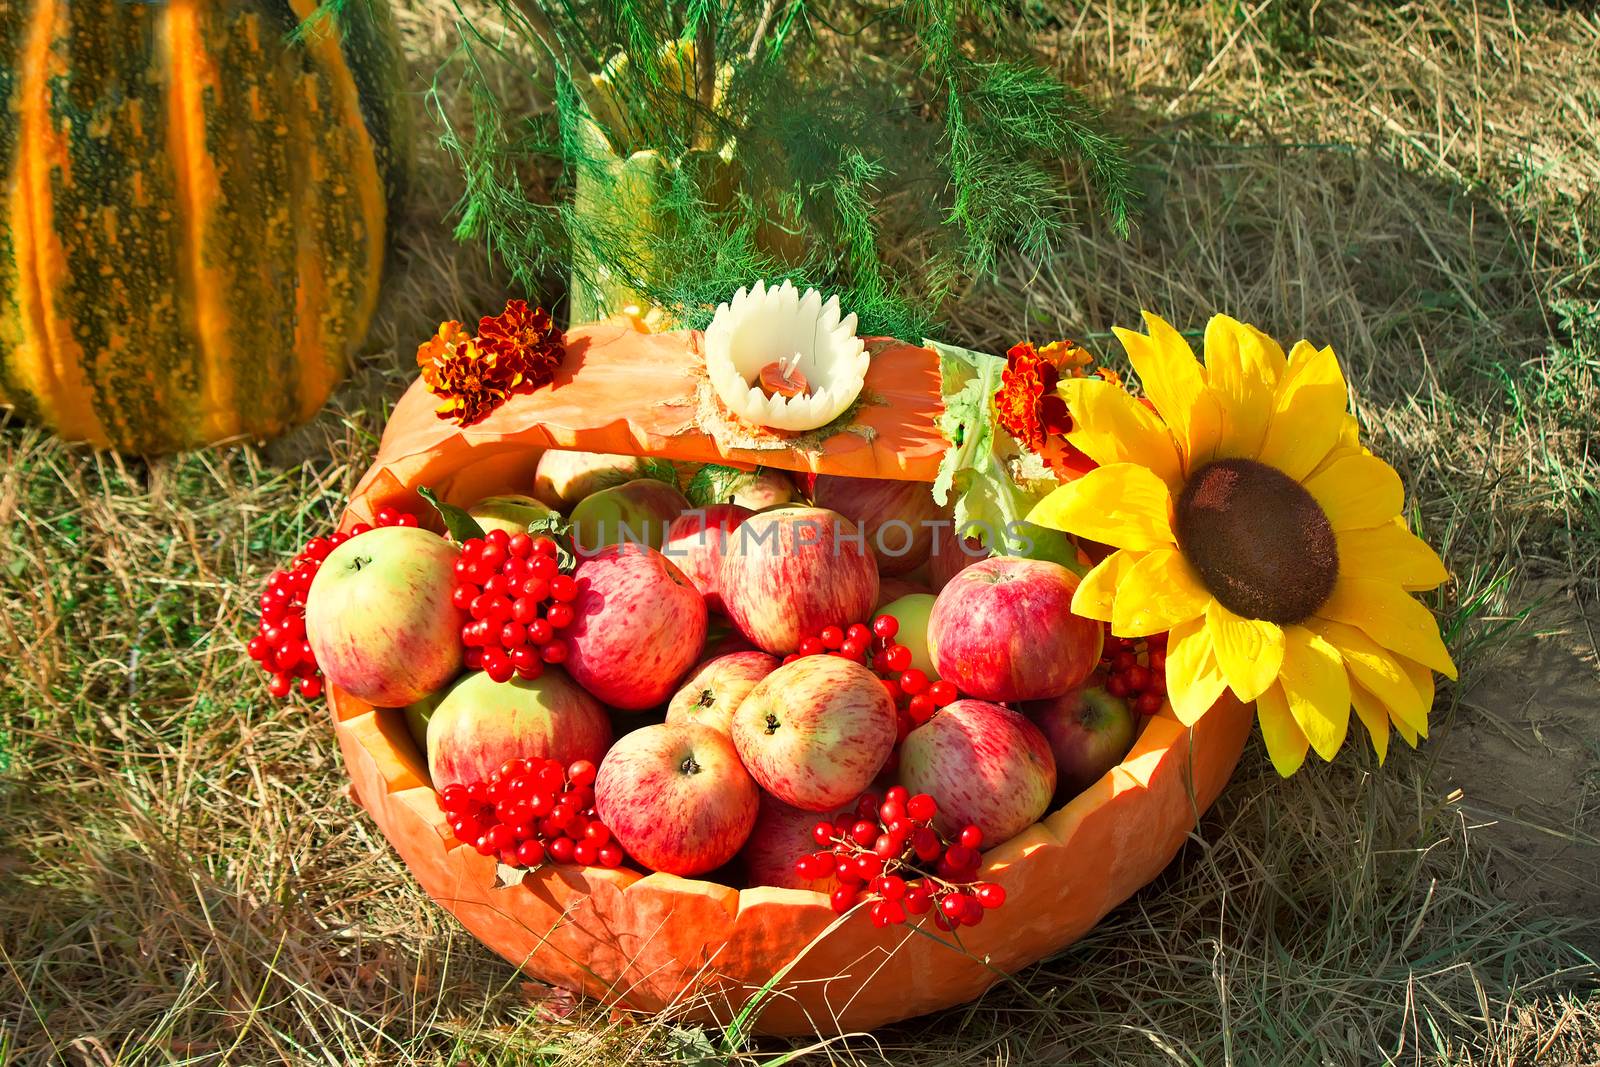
1394,656,1436,739
1317,578,1458,680
1072,550,1142,622
1307,415,1366,479
1303,454,1405,531
1165,615,1228,727
1336,522,1450,591
1206,600,1286,702
1059,377,1185,493
1255,340,1349,481
1278,626,1351,762
1308,618,1427,737
1027,463,1175,551
1115,312,1224,473
1256,682,1310,777
1348,681,1390,764
1204,315,1280,460
1111,548,1212,638
1242,322,1290,379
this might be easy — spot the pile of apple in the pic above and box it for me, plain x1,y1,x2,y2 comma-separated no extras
297,450,1151,916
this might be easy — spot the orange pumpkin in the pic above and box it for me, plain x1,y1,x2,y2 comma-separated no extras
330,319,1254,1033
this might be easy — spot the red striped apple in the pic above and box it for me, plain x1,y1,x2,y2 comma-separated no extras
661,503,752,612
874,576,932,610
927,557,1101,702
926,524,988,590
718,507,878,653
741,793,837,890
425,668,612,790
666,650,779,734
731,656,896,811
564,545,708,710
811,474,946,576
1025,676,1138,800
305,526,464,708
594,721,760,876
897,699,1056,845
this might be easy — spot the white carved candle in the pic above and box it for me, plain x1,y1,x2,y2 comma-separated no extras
704,280,868,431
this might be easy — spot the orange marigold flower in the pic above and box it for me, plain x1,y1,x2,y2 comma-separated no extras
415,301,565,426
417,320,522,426
994,341,1078,453
476,299,565,392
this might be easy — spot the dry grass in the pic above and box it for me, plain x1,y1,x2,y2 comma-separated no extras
4,1,1598,1063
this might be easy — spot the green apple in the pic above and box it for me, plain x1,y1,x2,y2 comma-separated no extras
570,478,689,554
402,683,455,751
466,493,557,538
878,593,936,676
533,449,669,508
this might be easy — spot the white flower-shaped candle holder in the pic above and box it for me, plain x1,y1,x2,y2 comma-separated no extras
704,281,868,432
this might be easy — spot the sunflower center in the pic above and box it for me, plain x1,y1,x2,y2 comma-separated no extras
1174,458,1338,624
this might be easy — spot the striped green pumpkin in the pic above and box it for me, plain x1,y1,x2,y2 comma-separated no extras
0,0,408,454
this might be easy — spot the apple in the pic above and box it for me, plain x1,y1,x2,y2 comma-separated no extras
1024,676,1138,799
304,526,464,708
897,699,1056,845
686,464,797,511
563,545,708,710
403,683,453,751
467,493,558,538
701,625,756,660
718,507,879,653
661,503,753,612
810,475,946,576
533,449,661,508
876,593,936,677
425,668,612,790
594,721,760,876
926,524,988,590
874,576,931,610
742,793,836,890
732,656,896,811
665,651,779,734
569,478,689,555
927,557,1102,702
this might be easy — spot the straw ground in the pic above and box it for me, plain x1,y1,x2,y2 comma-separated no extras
3,2,1597,1063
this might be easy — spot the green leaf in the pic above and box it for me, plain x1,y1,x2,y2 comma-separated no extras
527,515,579,573
926,338,1052,557
417,487,486,544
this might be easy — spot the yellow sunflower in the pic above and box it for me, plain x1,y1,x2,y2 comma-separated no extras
1027,312,1456,776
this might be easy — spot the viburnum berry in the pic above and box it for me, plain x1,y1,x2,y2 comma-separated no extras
438,756,624,873
792,789,1004,930
249,506,415,700
1099,629,1169,714
453,532,578,682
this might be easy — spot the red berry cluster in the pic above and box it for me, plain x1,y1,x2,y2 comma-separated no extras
453,529,578,684
787,615,960,741
1101,629,1169,716
793,787,1005,930
438,757,625,869
247,505,417,700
